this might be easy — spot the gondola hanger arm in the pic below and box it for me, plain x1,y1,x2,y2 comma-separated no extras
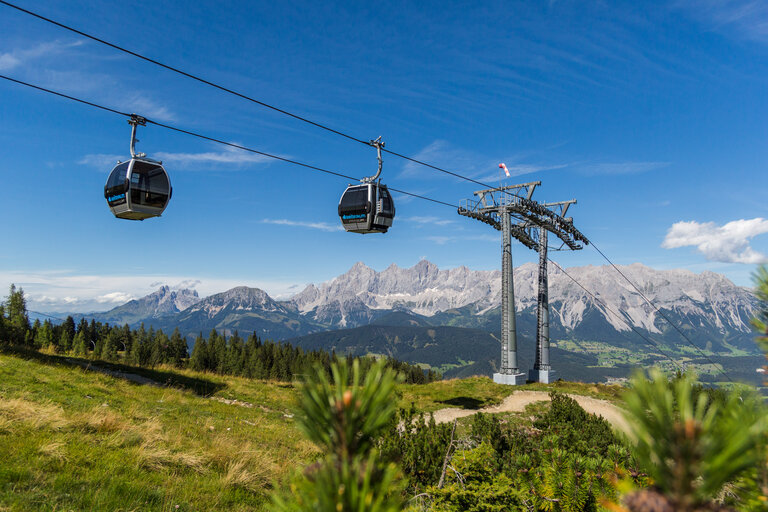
363,136,384,183
128,114,147,158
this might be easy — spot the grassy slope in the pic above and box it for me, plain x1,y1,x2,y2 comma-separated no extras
0,351,314,512
0,350,626,511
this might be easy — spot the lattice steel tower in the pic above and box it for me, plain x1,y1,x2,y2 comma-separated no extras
458,184,588,384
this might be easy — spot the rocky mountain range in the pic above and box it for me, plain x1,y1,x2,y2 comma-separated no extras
86,286,200,326
73,260,760,366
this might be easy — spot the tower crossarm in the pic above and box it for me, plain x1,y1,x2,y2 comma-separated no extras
473,181,540,207
459,186,588,249
542,199,577,219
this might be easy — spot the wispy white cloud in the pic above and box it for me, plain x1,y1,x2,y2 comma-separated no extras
675,0,768,42
78,154,123,168
261,219,343,232
0,40,84,71
475,163,568,182
661,218,768,264
0,40,176,123
79,145,274,170
401,140,569,183
155,145,273,168
579,161,669,176
96,292,136,304
398,140,482,180
427,234,499,245
401,216,456,226
124,94,176,123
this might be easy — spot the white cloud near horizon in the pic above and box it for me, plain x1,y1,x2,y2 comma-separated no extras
261,219,343,232
0,271,305,313
661,218,768,264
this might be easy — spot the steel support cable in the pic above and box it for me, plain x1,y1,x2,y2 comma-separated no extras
0,74,457,209
0,0,505,192
547,258,683,373
589,242,734,383
0,75,721,377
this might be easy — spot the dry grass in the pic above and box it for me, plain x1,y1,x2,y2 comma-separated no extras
136,441,208,474
0,396,69,430
38,441,67,461
221,453,275,492
76,409,127,434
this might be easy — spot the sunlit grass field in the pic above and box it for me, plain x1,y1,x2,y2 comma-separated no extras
0,349,627,511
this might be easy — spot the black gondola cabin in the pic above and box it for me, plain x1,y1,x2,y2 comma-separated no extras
104,158,172,220
338,182,395,234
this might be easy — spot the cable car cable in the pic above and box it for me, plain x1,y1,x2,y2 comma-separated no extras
0,0,515,193
0,74,456,209
589,241,734,383
0,74,131,117
0,73,732,379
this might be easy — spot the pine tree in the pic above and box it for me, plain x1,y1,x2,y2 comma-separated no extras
62,316,76,347
120,324,133,355
752,265,768,356
169,327,187,368
621,369,766,511
72,330,88,355
190,333,208,371
35,319,54,349
58,328,72,353
0,304,6,344
102,330,119,361
6,284,30,345
271,359,404,512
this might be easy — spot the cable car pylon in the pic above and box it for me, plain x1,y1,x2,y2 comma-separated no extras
457,178,588,385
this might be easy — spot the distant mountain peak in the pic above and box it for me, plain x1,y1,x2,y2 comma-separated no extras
288,261,756,344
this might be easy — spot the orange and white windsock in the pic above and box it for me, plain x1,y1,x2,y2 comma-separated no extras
499,163,510,177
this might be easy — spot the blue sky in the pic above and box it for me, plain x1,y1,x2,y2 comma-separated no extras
1,0,767,312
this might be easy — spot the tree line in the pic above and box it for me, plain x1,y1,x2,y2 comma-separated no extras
0,284,439,384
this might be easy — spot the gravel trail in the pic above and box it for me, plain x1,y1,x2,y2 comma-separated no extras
430,390,629,433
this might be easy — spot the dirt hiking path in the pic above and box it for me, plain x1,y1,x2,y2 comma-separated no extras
431,391,630,433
